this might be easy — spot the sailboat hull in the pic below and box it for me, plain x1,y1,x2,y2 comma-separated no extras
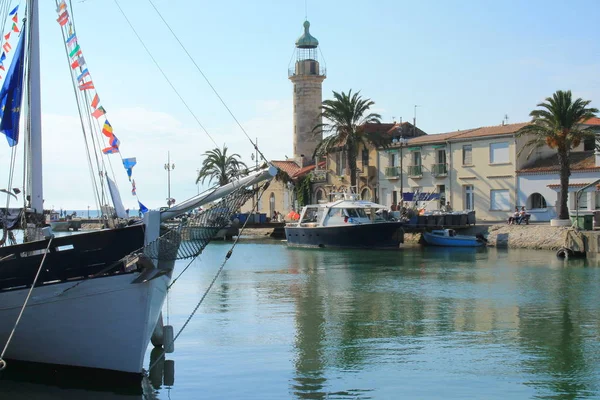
0,272,168,374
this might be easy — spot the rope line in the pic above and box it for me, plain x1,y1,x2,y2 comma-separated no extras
147,0,269,164
0,235,55,370
147,180,270,372
112,0,218,148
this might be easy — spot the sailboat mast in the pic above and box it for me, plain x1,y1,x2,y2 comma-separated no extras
28,0,43,214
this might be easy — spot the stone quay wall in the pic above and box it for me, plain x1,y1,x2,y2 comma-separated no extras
404,223,570,250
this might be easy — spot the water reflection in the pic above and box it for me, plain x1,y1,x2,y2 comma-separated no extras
0,346,176,399
516,261,600,398
0,361,147,399
148,347,175,391
281,246,600,399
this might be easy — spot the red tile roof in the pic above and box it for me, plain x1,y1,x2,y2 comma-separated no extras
291,161,326,179
362,122,397,134
385,122,427,138
583,117,600,126
518,151,597,173
271,160,300,177
447,122,529,140
402,129,474,145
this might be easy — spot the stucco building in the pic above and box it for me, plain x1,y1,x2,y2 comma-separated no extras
377,118,600,222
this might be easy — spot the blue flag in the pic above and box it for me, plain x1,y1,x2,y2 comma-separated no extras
138,201,148,214
122,157,137,179
0,31,26,147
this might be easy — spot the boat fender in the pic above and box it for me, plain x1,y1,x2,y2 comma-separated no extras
0,358,6,371
163,325,175,353
164,360,175,386
556,247,573,259
151,312,164,347
149,347,165,388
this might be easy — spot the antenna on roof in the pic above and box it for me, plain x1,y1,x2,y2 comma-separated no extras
502,114,509,126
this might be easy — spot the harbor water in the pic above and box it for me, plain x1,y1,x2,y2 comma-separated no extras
3,239,600,399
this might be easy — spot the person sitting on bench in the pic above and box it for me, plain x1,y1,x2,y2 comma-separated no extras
508,207,520,225
517,206,530,225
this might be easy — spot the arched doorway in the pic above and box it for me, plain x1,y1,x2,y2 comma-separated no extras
269,193,275,219
527,192,547,209
360,187,371,201
315,187,325,203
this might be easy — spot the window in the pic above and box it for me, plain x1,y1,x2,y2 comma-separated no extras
576,192,588,210
437,185,446,208
437,149,446,164
462,145,472,165
390,152,398,167
345,208,359,218
362,149,369,167
528,193,547,209
489,142,509,164
412,151,421,166
301,207,319,223
584,136,596,151
596,191,600,210
335,151,346,175
464,185,474,210
392,190,398,205
269,193,275,219
490,189,510,211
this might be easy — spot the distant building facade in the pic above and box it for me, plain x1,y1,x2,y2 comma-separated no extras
377,118,600,222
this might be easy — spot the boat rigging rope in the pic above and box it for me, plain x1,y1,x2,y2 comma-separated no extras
112,0,218,149
0,235,55,371
147,180,270,372
146,0,269,164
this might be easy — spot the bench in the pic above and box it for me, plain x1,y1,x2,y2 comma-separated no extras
508,213,530,225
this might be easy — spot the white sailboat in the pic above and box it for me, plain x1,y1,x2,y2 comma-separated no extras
0,0,275,376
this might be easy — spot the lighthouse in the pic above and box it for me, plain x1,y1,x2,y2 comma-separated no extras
289,20,326,163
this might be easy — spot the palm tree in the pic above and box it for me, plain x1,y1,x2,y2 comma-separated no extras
518,90,598,220
196,146,247,187
313,90,382,188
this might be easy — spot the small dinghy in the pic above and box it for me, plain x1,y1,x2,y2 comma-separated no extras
422,229,487,247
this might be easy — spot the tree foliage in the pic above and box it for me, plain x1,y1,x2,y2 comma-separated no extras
313,90,384,188
196,146,247,187
518,90,598,220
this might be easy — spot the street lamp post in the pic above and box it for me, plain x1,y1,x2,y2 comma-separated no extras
164,151,175,207
392,124,408,209
398,136,408,208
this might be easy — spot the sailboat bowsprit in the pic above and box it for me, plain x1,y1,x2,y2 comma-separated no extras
0,0,276,376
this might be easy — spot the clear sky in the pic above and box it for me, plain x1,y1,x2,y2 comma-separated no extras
0,0,598,210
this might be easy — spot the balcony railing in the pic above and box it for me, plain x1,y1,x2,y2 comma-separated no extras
431,163,448,177
408,165,422,176
310,169,327,183
385,166,400,178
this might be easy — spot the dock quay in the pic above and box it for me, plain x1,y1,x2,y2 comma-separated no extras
563,229,600,259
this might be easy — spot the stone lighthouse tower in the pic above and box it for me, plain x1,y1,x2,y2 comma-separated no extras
289,20,326,163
